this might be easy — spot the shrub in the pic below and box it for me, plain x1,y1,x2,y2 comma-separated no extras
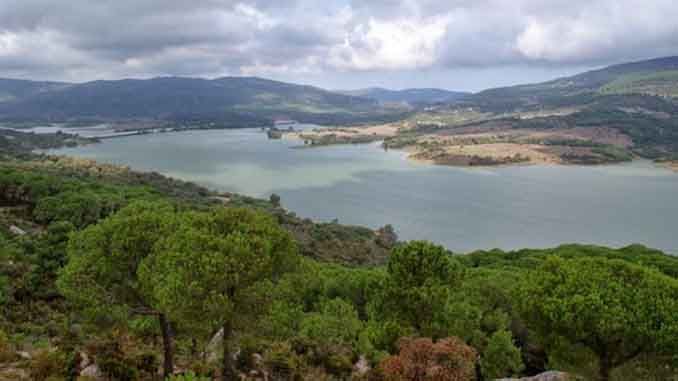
87,338,138,381
380,337,477,381
134,350,159,379
236,336,264,372
263,342,303,381
0,329,16,362
480,330,524,379
169,371,212,381
29,349,68,381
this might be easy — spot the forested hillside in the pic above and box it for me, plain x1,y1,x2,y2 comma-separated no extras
0,77,404,126
379,56,678,166
462,56,678,112
341,88,470,106
1,153,677,381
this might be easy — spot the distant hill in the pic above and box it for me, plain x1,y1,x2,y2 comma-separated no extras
0,76,401,125
341,87,469,105
464,56,678,112
0,78,68,103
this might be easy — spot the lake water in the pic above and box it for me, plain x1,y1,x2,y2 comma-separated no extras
49,127,678,254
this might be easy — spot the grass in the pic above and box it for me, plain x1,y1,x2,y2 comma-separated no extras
600,70,678,97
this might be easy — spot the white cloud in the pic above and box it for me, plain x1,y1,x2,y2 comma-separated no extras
0,0,677,83
329,16,449,70
516,18,609,61
233,3,277,30
514,0,678,62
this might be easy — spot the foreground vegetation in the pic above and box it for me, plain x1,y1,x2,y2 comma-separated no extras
0,154,677,381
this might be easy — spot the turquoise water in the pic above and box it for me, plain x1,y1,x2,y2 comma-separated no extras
49,128,678,254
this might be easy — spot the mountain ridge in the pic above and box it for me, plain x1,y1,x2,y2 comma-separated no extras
340,87,470,105
1,56,678,123
0,75,392,125
463,56,678,112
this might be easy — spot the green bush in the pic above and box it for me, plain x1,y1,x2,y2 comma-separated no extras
87,338,138,381
236,336,264,372
263,342,303,381
0,329,16,362
169,371,212,381
29,349,69,381
480,330,524,379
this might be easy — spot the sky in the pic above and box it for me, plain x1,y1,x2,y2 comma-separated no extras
0,0,677,92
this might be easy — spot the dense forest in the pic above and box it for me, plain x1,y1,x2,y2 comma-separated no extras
1,152,677,381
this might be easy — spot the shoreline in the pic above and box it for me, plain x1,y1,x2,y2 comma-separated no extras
43,124,678,173
278,123,647,169
661,161,678,172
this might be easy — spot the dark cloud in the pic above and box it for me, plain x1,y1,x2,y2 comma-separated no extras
0,0,676,88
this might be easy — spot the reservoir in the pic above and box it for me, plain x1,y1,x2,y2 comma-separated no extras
49,127,678,254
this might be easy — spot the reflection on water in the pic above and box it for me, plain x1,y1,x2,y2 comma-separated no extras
49,128,678,254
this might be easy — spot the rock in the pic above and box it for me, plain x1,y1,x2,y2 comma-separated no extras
0,367,29,381
8,225,26,236
252,353,263,368
79,351,92,369
16,351,31,360
353,355,370,376
204,328,223,363
80,364,103,380
247,369,266,380
496,371,577,381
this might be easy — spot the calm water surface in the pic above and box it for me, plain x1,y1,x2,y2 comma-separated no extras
50,128,678,254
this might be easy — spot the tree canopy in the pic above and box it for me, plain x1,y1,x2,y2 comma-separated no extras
371,241,464,338
140,207,298,380
57,200,179,378
518,256,678,381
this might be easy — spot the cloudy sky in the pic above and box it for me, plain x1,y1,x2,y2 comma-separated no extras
1,0,677,91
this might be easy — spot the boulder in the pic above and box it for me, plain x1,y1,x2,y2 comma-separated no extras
204,328,224,363
0,367,29,381
16,351,31,360
8,225,26,236
80,364,103,380
353,355,370,376
79,351,92,370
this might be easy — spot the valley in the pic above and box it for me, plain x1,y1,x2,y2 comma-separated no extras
3,56,678,171
43,128,678,254
4,2,678,380
280,57,678,168
2,55,678,381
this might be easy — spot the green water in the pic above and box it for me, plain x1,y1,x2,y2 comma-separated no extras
50,128,678,254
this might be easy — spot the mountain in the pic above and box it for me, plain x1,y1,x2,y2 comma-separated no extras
0,76,400,125
0,78,68,103
443,56,678,162
341,87,469,105
464,56,678,112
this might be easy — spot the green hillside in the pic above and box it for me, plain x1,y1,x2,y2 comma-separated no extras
600,70,678,97
341,87,470,105
464,56,678,112
0,153,677,381
0,77,403,125
0,79,68,103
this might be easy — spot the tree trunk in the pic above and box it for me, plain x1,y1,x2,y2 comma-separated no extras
158,313,174,380
222,320,235,381
599,353,611,381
